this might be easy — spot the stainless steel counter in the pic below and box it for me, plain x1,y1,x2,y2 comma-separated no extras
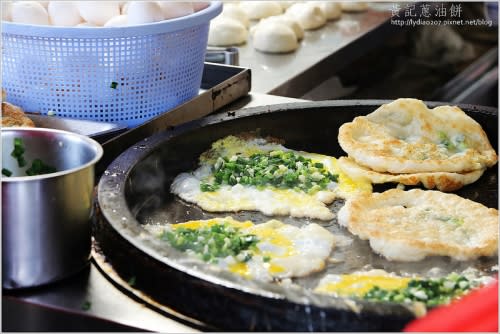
238,4,396,97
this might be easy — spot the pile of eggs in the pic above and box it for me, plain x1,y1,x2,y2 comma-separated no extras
1,1,210,27
209,1,369,53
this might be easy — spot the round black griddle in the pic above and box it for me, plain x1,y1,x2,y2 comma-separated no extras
95,100,498,331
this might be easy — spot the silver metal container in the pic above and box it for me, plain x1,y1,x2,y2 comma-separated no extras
2,127,103,289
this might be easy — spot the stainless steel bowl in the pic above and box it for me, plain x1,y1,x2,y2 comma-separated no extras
2,127,103,289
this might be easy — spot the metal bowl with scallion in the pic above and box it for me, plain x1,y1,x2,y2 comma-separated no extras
2,127,103,289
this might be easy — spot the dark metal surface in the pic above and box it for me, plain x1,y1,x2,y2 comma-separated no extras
96,100,498,331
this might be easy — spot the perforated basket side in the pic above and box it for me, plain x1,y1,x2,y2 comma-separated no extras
1,2,222,128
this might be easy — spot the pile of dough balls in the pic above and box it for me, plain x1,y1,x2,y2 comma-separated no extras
208,1,369,54
1,1,210,27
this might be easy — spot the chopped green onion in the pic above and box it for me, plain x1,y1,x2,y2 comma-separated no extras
8,138,56,176
11,138,26,167
26,158,57,176
200,150,338,193
110,81,118,89
363,273,476,307
2,168,12,177
160,223,259,264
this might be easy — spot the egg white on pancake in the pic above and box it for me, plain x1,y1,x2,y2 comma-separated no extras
147,216,336,282
338,98,497,174
338,189,499,261
171,135,371,221
337,156,486,192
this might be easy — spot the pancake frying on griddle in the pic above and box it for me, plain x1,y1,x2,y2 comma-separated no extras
337,189,498,262
337,156,486,192
338,98,497,174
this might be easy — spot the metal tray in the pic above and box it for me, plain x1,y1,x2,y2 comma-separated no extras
95,100,498,331
26,114,128,143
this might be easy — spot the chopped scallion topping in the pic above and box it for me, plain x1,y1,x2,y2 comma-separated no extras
200,150,338,193
363,273,476,307
160,223,259,264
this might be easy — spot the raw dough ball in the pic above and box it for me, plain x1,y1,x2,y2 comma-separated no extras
239,1,282,20
341,2,369,12
192,2,210,12
1,1,13,21
286,3,326,30
253,22,298,53
128,1,164,25
157,1,194,20
48,1,83,26
208,16,248,46
78,1,120,26
11,1,50,25
104,15,129,27
312,1,342,20
221,3,250,28
253,15,304,40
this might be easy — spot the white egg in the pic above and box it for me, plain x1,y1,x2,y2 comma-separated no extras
104,15,128,27
77,1,120,26
192,2,210,12
221,3,249,28
208,17,248,46
127,1,164,25
48,1,83,26
1,1,13,21
156,1,194,20
11,1,50,25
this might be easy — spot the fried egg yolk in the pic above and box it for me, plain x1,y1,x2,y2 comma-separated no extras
171,136,371,221
162,217,336,282
314,271,411,297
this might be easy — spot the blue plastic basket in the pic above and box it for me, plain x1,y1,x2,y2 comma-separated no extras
2,2,222,127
